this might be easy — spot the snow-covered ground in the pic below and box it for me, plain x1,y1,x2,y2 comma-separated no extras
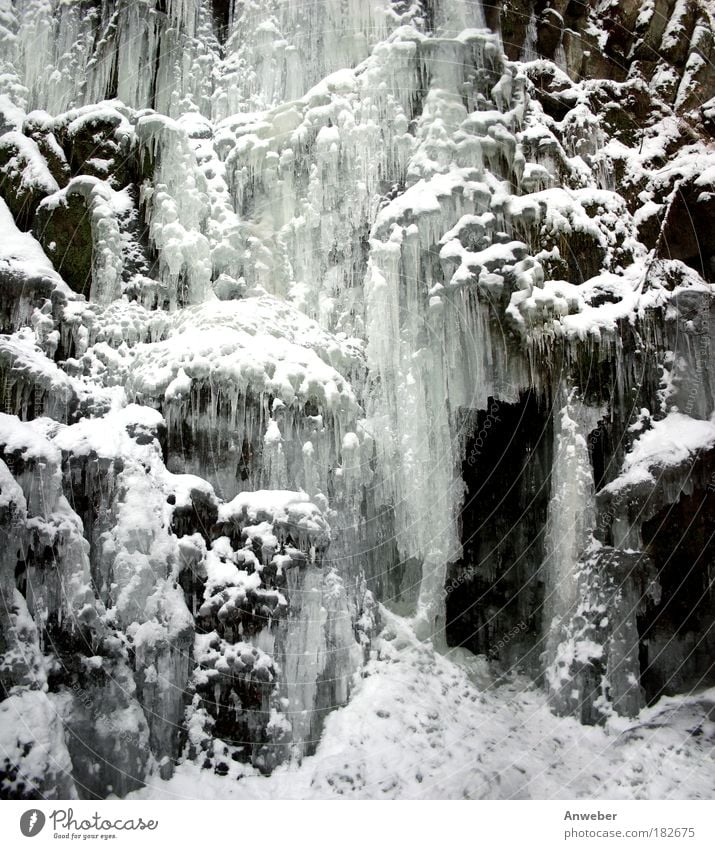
132,611,715,800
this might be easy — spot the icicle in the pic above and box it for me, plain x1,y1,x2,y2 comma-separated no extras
15,0,53,110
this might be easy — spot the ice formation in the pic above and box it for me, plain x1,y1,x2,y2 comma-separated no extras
1,0,714,800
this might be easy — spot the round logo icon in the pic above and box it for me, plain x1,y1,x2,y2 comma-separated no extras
20,809,46,837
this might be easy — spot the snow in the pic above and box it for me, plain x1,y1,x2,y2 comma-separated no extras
0,689,76,799
0,197,69,293
52,403,165,459
219,489,330,554
0,456,26,510
0,128,58,193
0,410,61,465
605,413,715,493
127,323,358,415
157,294,364,381
131,611,715,800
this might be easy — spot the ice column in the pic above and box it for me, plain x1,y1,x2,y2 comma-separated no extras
364,231,460,641
544,392,599,633
437,0,487,34
136,114,212,307
543,391,602,711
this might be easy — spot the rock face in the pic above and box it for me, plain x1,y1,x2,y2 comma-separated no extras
0,0,714,798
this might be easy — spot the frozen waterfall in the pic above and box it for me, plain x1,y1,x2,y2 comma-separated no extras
1,0,714,801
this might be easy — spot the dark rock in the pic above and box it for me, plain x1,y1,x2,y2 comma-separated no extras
33,190,93,296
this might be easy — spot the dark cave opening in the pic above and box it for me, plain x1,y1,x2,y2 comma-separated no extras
638,486,715,705
445,391,553,674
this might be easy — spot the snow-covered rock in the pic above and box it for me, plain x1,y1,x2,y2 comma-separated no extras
0,0,714,800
